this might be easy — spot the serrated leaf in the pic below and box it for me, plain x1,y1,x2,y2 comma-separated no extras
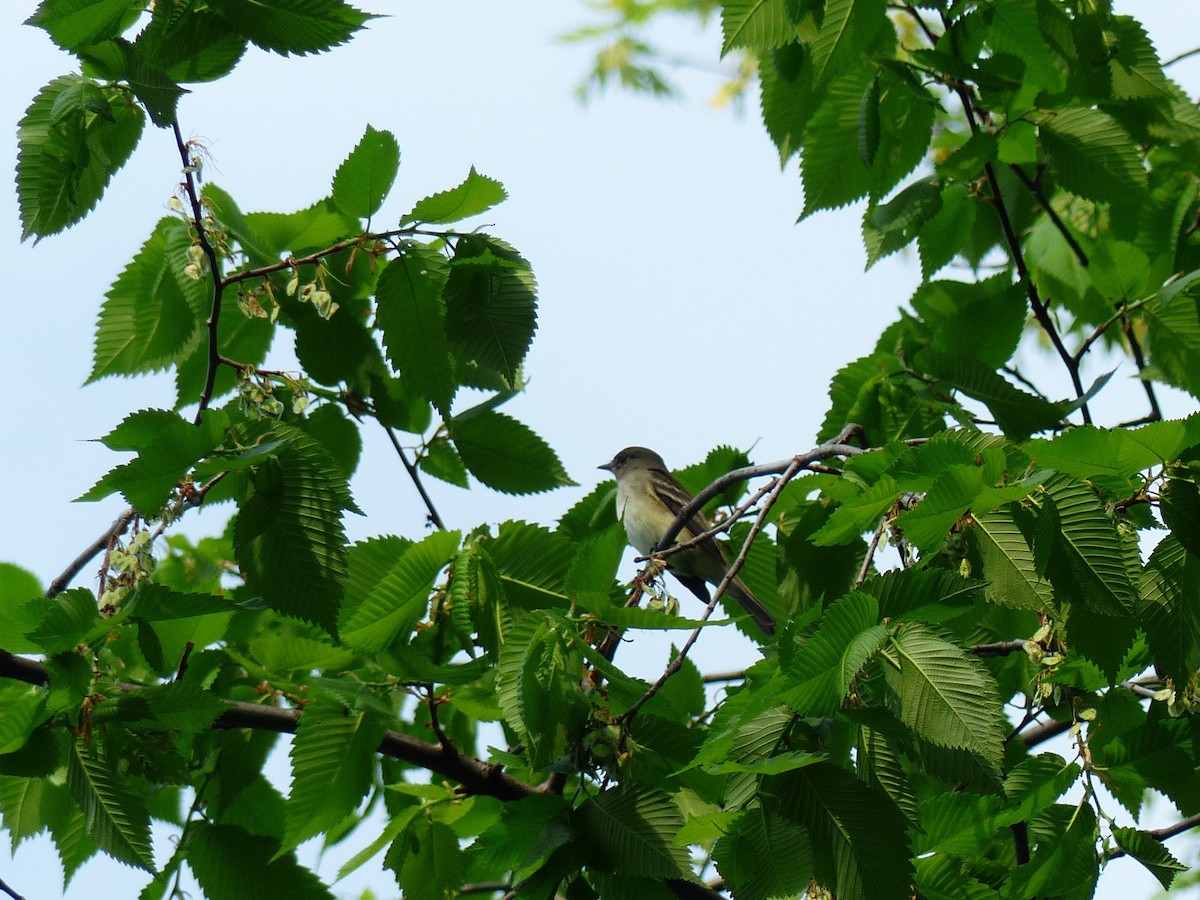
78,408,227,516
720,0,792,55
883,623,1006,775
1111,827,1187,890
207,0,372,56
809,0,888,88
339,529,460,653
577,786,690,878
401,166,507,225
771,762,913,900
714,807,813,899
17,75,145,240
279,700,387,855
443,236,537,383
801,69,874,217
396,817,466,900
918,350,1066,440
187,822,334,899
1041,107,1146,204
863,176,942,268
27,0,140,51
133,4,249,84
785,592,888,715
970,507,1052,611
1008,804,1098,898
67,739,154,871
331,124,399,219
233,428,355,634
452,411,573,495
1139,535,1200,687
375,248,456,414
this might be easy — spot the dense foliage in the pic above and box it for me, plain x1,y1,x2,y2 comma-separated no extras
6,0,1200,898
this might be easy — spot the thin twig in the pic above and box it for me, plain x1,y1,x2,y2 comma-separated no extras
1163,46,1200,68
382,424,447,530
172,123,226,423
702,670,747,684
47,508,137,597
855,516,889,587
972,640,1028,658
0,875,25,900
1009,164,1089,267
426,683,452,750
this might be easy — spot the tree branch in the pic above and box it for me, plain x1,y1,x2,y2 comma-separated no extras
172,123,227,423
938,16,1090,424
382,424,447,530
47,508,137,597
0,649,535,803
1009,164,1089,267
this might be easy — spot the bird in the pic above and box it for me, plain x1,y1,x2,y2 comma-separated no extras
599,446,776,636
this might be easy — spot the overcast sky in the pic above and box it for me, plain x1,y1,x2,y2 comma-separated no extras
4,1,1200,897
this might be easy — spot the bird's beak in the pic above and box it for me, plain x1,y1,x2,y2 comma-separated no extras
598,459,614,472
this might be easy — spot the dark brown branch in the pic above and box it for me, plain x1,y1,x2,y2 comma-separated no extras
972,640,1028,658
1009,164,1089,267
938,16,1090,425
0,875,25,900
47,508,137,597
856,516,889,587
382,425,447,530
0,649,535,803
172,123,227,424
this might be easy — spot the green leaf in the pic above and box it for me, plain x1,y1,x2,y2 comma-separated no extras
27,0,140,51
133,4,249,84
17,75,145,240
67,739,154,871
496,613,589,770
443,235,538,383
1162,477,1200,556
918,184,977,279
187,822,334,899
244,197,360,255
883,623,1006,775
713,807,813,899
452,411,573,495
863,176,942,269
375,248,456,415
339,529,460,654
1007,804,1098,899
1111,827,1188,890
1139,535,1200,687
26,588,106,654
331,125,400,219
809,0,888,88
207,0,372,56
917,350,1066,440
1041,107,1147,203
576,786,690,878
770,763,913,900
720,0,792,55
78,408,227,516
397,817,466,900
233,428,355,634
987,0,1065,92
401,166,507,225
418,436,470,488
758,43,818,164
280,699,387,855
0,564,45,654
784,591,888,715
911,275,1026,370
801,69,873,217
969,506,1052,611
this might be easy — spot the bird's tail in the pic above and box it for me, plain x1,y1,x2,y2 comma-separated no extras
724,578,776,637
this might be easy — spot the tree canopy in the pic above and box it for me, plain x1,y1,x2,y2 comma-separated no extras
5,1,1200,898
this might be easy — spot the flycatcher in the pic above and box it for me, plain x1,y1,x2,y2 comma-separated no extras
599,446,776,636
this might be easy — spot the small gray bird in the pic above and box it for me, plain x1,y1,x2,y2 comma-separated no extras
599,446,776,636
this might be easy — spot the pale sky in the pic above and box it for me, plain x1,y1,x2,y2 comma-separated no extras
4,1,1200,897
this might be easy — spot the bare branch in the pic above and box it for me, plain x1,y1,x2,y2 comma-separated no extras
382,424,447,530
172,123,227,423
47,508,137,597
